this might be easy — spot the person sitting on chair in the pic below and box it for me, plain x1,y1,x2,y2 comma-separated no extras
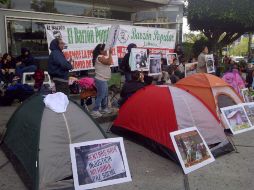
119,71,146,106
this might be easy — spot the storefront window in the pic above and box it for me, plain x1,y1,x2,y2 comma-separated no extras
9,0,132,20
7,19,52,65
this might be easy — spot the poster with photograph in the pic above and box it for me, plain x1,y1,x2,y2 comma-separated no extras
243,103,254,126
70,137,132,190
166,53,179,65
221,105,253,135
185,62,198,77
105,25,120,51
170,127,215,174
129,48,149,71
205,54,215,73
149,54,162,76
241,88,254,102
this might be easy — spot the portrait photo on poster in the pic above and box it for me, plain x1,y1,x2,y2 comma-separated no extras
185,62,198,77
69,137,132,190
221,104,254,135
205,54,215,73
149,54,162,76
166,53,179,65
170,127,215,174
129,48,149,71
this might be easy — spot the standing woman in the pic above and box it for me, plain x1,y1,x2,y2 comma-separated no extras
91,44,113,118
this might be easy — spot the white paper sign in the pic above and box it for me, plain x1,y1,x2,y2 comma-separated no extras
170,127,215,174
129,48,149,71
105,25,119,51
205,54,215,73
149,54,162,76
166,53,179,65
70,137,132,190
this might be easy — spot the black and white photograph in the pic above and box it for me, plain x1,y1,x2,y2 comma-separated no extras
70,138,131,190
130,48,149,71
149,54,162,76
205,54,215,73
166,53,179,65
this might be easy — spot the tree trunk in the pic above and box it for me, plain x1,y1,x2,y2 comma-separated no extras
248,33,253,62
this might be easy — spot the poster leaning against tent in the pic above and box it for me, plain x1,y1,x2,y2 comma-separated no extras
149,54,162,76
241,88,254,102
221,105,253,135
70,137,132,190
205,54,215,73
185,62,198,77
170,127,215,174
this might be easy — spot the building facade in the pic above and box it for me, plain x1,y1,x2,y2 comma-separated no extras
0,0,183,60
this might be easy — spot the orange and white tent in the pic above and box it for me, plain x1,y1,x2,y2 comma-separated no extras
175,73,243,128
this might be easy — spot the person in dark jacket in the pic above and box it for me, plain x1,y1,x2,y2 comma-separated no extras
121,43,137,82
48,38,73,96
119,70,146,106
16,48,37,77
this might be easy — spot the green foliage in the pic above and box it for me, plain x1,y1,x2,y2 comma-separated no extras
188,0,254,32
182,42,193,62
0,0,9,4
229,38,249,56
187,0,254,55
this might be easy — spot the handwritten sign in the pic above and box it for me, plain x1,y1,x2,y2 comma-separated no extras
70,137,131,190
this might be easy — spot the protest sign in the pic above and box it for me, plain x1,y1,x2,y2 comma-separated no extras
45,24,176,71
129,48,149,71
166,53,179,65
185,62,198,77
70,137,131,190
149,54,162,76
170,127,215,174
241,88,254,102
221,104,253,135
45,24,118,71
205,54,215,73
105,25,120,51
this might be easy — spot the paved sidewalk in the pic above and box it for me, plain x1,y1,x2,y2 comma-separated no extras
0,106,254,190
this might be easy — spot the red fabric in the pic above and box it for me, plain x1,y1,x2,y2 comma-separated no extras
33,69,45,89
114,85,178,152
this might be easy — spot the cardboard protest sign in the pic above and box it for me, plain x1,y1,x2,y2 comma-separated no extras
70,137,131,190
166,53,179,65
170,127,215,174
105,25,120,51
221,105,253,135
205,54,215,73
129,48,149,71
185,62,198,77
149,54,162,76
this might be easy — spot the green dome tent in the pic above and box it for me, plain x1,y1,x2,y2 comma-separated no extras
1,94,106,190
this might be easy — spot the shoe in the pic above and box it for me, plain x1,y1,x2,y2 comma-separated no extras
90,111,102,118
100,108,112,114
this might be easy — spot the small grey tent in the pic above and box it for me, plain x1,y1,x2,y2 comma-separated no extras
2,94,106,190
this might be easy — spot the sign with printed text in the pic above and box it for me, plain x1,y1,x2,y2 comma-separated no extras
70,137,131,190
86,144,125,182
45,24,176,71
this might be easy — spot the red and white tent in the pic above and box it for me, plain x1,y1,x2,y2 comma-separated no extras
111,85,233,161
